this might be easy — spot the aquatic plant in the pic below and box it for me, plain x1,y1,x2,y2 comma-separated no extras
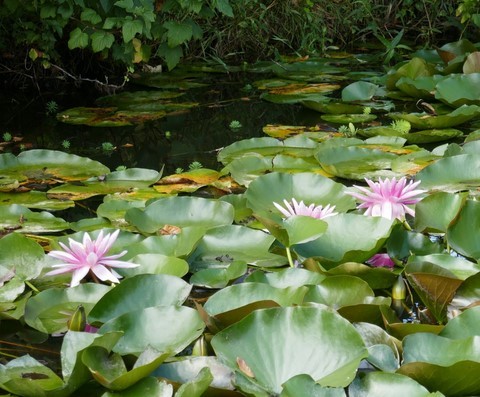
273,198,337,220
188,161,203,170
391,119,411,134
61,139,71,149
45,229,139,287
348,177,426,221
229,120,242,129
101,141,114,152
2,131,12,142
45,100,59,115
366,253,395,268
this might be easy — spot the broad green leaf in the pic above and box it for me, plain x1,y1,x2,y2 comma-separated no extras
0,191,74,211
190,261,248,288
122,19,143,42
441,306,480,339
91,31,115,52
447,199,480,259
415,192,466,232
388,105,480,129
0,204,69,233
404,255,472,323
245,172,355,214
98,305,205,356
82,346,170,390
354,322,401,372
245,268,325,288
163,21,193,47
100,377,173,397
153,356,235,392
0,233,45,281
211,306,368,394
342,81,381,102
281,374,346,397
449,273,480,313
435,73,480,107
416,154,480,191
174,367,213,397
204,283,308,326
282,215,328,245
0,150,109,187
294,213,394,268
0,355,64,397
61,330,123,381
88,274,191,325
188,225,285,271
119,253,189,278
349,372,444,397
24,283,111,334
68,27,89,49
399,333,480,396
125,196,234,233
321,114,377,124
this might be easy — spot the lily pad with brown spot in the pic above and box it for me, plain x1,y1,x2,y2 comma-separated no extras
262,124,326,139
154,169,221,194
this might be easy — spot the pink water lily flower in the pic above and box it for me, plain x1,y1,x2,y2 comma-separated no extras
348,177,425,221
366,253,395,268
273,198,337,220
45,230,138,287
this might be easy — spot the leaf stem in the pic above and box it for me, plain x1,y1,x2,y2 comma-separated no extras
286,247,294,268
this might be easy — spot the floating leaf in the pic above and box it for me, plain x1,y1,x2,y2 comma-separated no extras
24,283,111,334
435,74,480,107
88,274,191,325
211,306,367,394
125,196,234,234
0,204,69,233
99,305,205,356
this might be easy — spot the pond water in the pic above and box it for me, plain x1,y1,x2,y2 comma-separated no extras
1,71,332,174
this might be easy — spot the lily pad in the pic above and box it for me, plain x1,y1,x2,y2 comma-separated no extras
57,106,166,126
0,204,69,233
125,196,234,234
98,305,205,356
321,114,377,124
211,306,367,394
388,105,480,129
435,73,480,107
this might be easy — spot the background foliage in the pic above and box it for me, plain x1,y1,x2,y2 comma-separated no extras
0,0,475,83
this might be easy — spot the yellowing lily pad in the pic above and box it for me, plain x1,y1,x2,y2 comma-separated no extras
57,106,167,127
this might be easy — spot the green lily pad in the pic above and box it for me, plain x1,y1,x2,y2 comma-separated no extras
388,105,480,129
57,106,166,126
0,232,46,281
125,196,234,234
0,204,69,233
281,374,346,397
24,283,111,334
0,150,110,189
189,261,248,289
435,73,480,107
395,75,446,99
204,283,308,326
294,213,394,268
398,333,480,396
386,57,435,90
245,268,325,288
321,114,377,124
349,372,445,397
245,171,356,214
447,199,480,260
153,356,236,392
405,128,463,144
0,191,74,211
416,154,480,191
261,83,340,104
211,306,367,394
88,274,192,325
96,90,184,107
414,192,467,232
82,346,170,391
342,81,382,102
441,306,480,339
119,254,189,278
98,305,205,356
188,224,286,270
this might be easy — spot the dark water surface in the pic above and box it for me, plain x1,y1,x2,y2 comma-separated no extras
0,73,327,174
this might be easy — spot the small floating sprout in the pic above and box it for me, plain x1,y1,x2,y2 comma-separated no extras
229,120,242,130
2,132,12,142
391,119,411,134
188,161,203,170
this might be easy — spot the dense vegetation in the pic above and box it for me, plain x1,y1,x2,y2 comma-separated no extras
0,0,476,88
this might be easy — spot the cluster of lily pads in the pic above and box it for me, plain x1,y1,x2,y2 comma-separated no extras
1,40,480,396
